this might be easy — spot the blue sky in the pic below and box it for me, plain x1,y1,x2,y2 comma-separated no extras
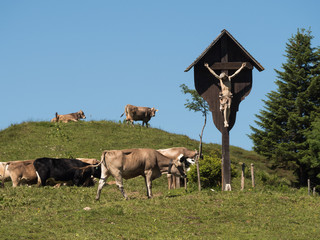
1,1,319,151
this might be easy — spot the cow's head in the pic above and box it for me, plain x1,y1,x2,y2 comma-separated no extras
78,110,86,119
185,158,195,170
170,154,187,178
149,108,158,117
92,165,101,178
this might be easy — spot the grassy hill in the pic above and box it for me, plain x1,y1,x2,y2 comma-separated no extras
0,120,291,187
0,120,266,169
1,121,317,239
0,120,202,161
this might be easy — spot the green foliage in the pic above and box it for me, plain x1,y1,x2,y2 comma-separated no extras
306,117,320,180
249,28,320,186
256,170,291,187
188,150,237,188
180,83,209,116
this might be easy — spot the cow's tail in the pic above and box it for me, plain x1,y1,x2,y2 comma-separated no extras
77,161,102,171
120,105,128,118
55,112,59,122
100,151,108,169
35,171,42,186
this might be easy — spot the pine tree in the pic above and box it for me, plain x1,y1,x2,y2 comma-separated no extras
249,29,320,185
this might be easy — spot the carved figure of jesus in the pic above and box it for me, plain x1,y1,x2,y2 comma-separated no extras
204,62,246,127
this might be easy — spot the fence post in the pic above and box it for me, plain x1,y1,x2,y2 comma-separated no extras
251,163,255,188
183,161,187,190
308,179,311,195
196,155,201,191
240,162,245,190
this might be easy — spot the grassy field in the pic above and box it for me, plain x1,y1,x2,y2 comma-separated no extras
1,178,319,239
0,121,317,239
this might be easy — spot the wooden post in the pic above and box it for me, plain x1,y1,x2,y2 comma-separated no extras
251,163,255,188
222,127,231,191
183,162,187,190
220,36,232,191
196,155,201,191
308,179,311,195
313,187,316,196
241,162,245,191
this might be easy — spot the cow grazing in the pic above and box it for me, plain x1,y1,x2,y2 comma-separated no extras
95,148,186,200
33,158,100,187
120,104,158,127
157,147,198,189
2,160,38,187
51,110,86,123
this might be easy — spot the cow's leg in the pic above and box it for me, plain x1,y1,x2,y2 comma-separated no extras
144,171,153,198
10,172,20,187
175,176,180,188
11,177,19,187
167,174,172,190
95,174,110,200
114,174,128,200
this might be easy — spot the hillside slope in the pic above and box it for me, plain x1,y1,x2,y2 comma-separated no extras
0,120,281,185
0,120,203,161
0,120,262,163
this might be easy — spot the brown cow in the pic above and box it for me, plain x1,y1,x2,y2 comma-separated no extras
95,148,186,200
157,147,198,189
51,110,86,123
0,162,10,187
120,104,158,127
2,160,38,187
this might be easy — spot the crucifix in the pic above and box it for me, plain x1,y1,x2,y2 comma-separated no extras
185,29,264,191
204,62,246,128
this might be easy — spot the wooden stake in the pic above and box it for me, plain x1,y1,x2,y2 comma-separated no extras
195,155,201,191
221,127,231,191
241,162,245,190
251,163,255,188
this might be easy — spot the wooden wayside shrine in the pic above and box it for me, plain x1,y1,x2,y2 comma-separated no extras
185,29,264,190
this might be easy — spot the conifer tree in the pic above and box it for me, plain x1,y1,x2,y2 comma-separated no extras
249,29,320,185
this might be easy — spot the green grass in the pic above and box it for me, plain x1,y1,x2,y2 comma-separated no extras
1,179,319,239
0,121,201,161
0,120,316,239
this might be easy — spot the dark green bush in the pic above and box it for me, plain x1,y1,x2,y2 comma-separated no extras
188,150,237,188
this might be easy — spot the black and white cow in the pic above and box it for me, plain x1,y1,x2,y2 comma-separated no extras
33,158,101,187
